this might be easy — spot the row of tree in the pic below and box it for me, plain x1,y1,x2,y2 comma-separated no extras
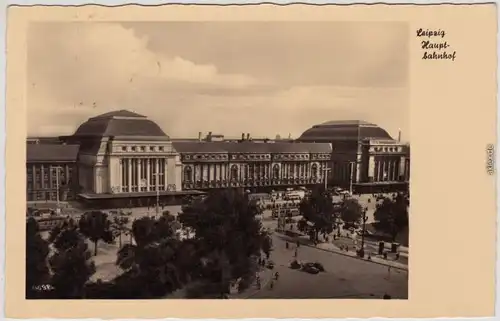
298,187,409,243
26,189,272,299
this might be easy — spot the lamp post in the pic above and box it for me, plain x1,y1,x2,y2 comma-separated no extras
154,172,163,216
359,207,368,258
50,165,63,214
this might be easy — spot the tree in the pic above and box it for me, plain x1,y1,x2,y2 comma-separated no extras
115,216,184,298
49,223,96,299
299,186,335,241
373,193,409,242
179,189,265,293
339,198,363,230
261,230,273,260
78,211,114,256
26,218,50,299
111,215,130,248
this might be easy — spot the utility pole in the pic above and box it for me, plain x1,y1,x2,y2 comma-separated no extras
360,207,368,258
51,165,63,214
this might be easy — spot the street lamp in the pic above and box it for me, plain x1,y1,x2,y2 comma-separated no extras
154,172,163,216
50,165,63,214
359,207,368,258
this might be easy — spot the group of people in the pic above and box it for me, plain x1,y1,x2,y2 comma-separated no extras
255,272,280,290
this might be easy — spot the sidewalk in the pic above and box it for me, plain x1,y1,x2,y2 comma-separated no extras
277,231,408,272
229,265,275,299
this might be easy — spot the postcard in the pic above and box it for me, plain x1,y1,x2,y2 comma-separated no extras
5,3,497,319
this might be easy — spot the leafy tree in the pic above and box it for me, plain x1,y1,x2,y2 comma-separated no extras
78,211,114,256
261,230,273,260
339,198,363,230
111,215,130,248
49,223,96,299
26,218,50,299
299,186,335,241
373,193,409,242
115,216,184,298
179,189,265,292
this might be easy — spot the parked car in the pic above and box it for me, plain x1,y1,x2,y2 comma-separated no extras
311,262,325,272
266,260,275,270
301,263,320,274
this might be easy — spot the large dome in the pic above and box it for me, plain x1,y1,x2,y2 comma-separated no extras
73,110,168,138
298,120,393,142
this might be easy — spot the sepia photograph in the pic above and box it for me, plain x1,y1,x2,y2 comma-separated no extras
25,20,410,300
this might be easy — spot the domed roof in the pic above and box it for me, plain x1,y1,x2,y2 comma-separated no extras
298,120,393,142
73,110,168,138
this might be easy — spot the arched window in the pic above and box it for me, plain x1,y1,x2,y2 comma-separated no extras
184,166,193,182
311,164,318,178
231,165,238,181
273,164,280,179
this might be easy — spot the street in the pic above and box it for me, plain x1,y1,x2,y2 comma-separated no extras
252,233,408,299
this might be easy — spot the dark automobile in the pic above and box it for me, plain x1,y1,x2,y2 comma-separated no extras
301,263,320,274
266,260,275,269
311,262,325,272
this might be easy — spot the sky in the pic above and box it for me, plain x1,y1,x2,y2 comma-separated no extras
27,21,409,140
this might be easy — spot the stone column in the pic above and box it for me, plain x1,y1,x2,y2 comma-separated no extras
127,158,132,192
355,153,362,183
154,158,159,190
399,156,406,181
368,156,375,181
146,158,151,191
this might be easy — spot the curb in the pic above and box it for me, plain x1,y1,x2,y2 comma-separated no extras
278,232,408,272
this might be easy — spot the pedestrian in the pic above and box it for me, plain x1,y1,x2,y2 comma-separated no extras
387,266,392,279
395,252,400,260
294,248,298,258
383,252,388,260
296,240,300,248
345,246,349,252
275,272,280,280
269,280,274,289
286,241,289,249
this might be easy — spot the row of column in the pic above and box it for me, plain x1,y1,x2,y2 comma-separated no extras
27,163,71,190
373,157,401,182
120,158,166,193
184,162,325,183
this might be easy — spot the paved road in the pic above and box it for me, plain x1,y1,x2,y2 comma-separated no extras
252,233,408,299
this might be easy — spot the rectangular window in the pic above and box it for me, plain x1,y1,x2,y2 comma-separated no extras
131,159,138,192
43,166,49,188
140,159,147,191
35,167,41,189
121,158,128,192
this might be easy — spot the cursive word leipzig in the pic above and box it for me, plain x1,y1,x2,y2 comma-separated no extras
416,28,456,61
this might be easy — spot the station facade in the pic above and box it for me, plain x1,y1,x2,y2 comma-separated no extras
297,120,410,193
26,110,409,208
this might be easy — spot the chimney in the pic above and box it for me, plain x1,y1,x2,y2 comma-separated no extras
242,133,245,141
207,131,212,142
398,129,401,142
246,133,250,141
198,132,202,141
